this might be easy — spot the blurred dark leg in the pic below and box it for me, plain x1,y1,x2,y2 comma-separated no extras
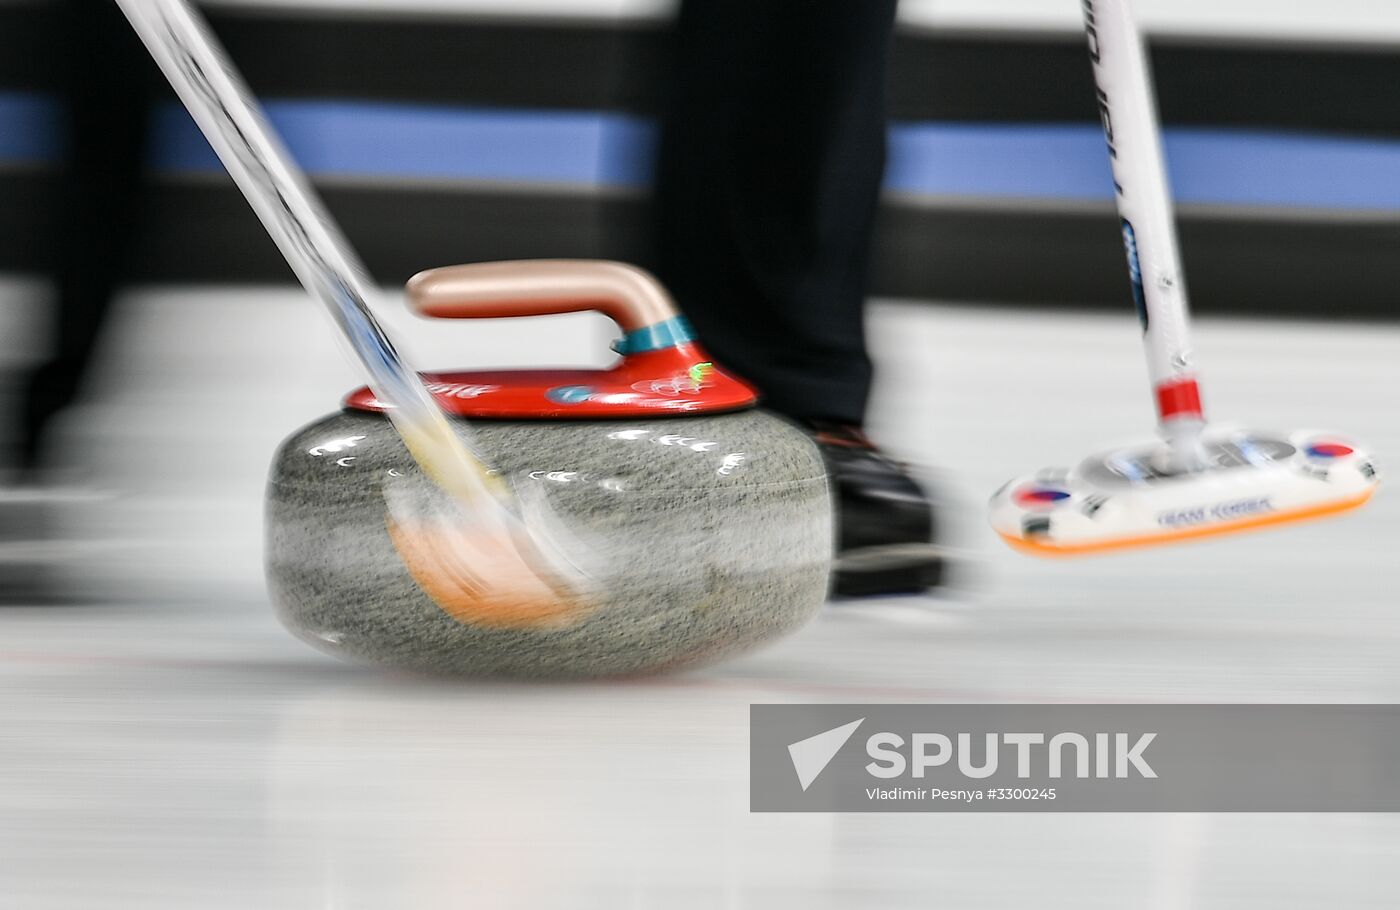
653,0,898,426
18,0,151,473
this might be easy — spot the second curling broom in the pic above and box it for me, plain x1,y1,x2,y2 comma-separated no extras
989,0,1378,556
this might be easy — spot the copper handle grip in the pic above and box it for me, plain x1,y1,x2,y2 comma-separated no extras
406,260,680,332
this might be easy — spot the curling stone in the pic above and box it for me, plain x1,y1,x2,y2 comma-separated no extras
265,261,833,677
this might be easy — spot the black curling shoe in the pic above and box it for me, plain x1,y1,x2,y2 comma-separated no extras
807,422,945,597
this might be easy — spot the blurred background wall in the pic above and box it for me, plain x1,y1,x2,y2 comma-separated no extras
4,0,1400,318
2,0,1400,602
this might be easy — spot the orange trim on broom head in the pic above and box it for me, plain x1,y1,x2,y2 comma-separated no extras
999,487,1376,558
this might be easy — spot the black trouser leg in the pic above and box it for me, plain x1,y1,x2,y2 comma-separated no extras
653,0,897,426
19,0,151,472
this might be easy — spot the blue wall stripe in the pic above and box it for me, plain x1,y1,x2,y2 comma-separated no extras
6,91,1400,212
149,99,656,185
885,122,1113,200
0,92,63,163
888,123,1400,210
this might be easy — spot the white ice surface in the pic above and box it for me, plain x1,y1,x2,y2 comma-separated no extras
3,282,1400,908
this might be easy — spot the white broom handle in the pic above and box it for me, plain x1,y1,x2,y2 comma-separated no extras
112,0,498,502
1083,0,1206,454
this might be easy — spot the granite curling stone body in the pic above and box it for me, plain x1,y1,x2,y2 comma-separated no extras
265,261,833,677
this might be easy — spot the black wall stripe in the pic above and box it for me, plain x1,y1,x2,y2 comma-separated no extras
5,173,1397,320
4,6,1400,135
